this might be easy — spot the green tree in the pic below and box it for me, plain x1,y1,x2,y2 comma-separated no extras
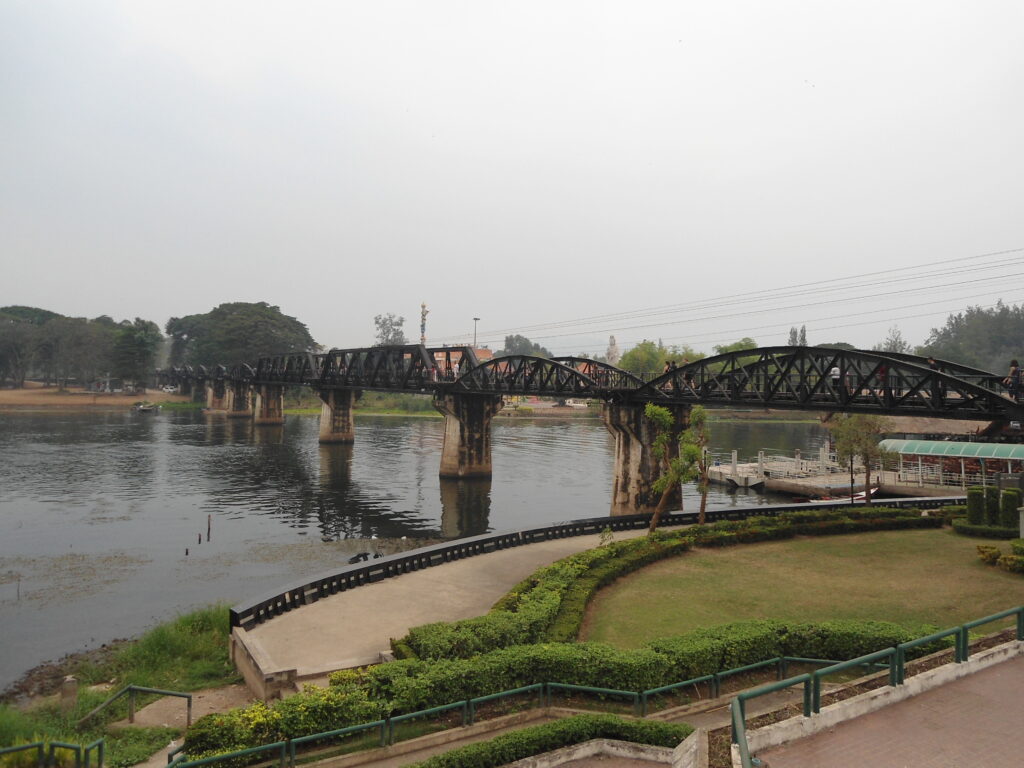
113,318,163,388
713,337,757,355
166,303,317,367
918,302,1024,374
645,404,711,531
830,414,892,507
618,341,703,376
500,334,552,358
873,325,913,354
0,305,63,326
0,317,36,387
373,313,407,345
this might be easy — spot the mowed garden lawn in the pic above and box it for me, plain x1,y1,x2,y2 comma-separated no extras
581,528,1024,648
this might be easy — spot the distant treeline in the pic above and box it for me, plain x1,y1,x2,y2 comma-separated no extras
0,302,318,389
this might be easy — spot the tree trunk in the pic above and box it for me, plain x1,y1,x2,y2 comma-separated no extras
648,483,678,533
864,463,873,506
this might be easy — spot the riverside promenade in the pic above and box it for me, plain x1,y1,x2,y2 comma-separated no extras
233,528,648,696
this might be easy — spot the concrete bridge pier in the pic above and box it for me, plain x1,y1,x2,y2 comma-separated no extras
227,382,254,418
434,392,504,478
603,401,690,515
205,381,228,413
254,384,285,425
318,389,360,444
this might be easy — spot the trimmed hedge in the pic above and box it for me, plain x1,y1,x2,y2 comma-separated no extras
399,535,695,660
397,511,937,662
1000,488,1022,529
985,486,1001,525
937,505,966,525
185,621,950,756
408,714,692,768
952,520,1019,539
967,487,985,525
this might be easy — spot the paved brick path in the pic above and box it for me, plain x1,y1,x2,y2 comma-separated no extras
758,654,1024,767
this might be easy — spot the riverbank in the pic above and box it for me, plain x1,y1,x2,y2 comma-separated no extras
0,383,191,410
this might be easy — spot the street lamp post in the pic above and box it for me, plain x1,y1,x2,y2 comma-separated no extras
473,317,480,348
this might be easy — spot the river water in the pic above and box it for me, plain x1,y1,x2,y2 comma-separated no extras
0,409,826,689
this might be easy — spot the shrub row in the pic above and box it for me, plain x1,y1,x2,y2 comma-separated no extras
400,536,692,660
408,714,693,768
398,509,934,662
952,520,1019,539
183,616,947,757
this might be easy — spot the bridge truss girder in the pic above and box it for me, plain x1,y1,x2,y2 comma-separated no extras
630,346,1024,421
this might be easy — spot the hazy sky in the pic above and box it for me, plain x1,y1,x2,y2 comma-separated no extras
3,1,1022,356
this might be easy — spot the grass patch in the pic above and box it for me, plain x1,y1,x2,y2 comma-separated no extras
582,529,1024,648
0,606,238,767
74,605,239,690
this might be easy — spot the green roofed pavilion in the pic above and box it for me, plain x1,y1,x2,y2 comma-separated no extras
878,439,1024,461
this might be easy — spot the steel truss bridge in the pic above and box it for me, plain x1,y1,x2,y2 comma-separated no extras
159,345,1024,422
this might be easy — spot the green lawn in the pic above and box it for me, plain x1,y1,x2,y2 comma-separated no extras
582,528,1024,648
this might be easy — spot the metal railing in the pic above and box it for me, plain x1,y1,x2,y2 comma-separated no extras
230,496,965,629
163,654,915,768
78,685,193,728
730,606,1024,768
0,740,105,768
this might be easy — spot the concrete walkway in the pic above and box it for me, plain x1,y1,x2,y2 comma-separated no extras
758,654,1024,767
242,529,647,683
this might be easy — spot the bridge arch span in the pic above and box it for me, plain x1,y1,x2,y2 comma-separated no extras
634,346,1023,421
453,355,601,396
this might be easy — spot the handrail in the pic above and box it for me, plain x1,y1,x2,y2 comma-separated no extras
731,699,753,768
78,685,193,728
730,606,1024,764
811,647,897,713
0,743,45,768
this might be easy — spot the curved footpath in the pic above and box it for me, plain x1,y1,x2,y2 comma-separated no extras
234,529,649,695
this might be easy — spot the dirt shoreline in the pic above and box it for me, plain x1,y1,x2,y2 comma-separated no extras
0,382,191,409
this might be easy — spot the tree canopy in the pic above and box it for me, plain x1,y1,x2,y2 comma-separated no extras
713,337,757,356
917,302,1024,375
831,414,892,506
373,313,407,345
166,302,317,367
499,334,552,358
618,340,704,375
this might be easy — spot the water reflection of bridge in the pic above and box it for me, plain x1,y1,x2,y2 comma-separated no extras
158,346,1024,514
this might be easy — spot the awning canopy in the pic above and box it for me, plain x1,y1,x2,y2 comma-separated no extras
879,439,1024,460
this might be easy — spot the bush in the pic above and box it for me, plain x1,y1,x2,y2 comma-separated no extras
977,545,1003,565
1012,539,1024,557
937,505,966,525
985,486,1001,525
400,534,695,660
997,554,1024,574
1000,488,1022,529
781,620,948,660
646,621,785,680
967,487,985,525
408,714,692,768
952,520,1019,539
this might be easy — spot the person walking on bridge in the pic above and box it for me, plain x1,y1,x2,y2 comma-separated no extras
1004,360,1021,401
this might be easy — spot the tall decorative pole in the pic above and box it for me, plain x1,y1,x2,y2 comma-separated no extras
420,303,429,345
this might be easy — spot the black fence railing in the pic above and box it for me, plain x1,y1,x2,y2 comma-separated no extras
229,496,963,630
